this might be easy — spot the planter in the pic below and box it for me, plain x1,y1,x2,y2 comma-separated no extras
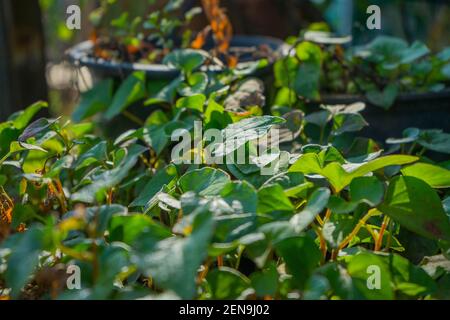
313,90,450,143
67,35,289,81
67,36,288,138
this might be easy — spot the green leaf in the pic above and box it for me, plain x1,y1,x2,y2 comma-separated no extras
105,72,146,120
388,253,436,297
94,245,130,298
296,41,322,63
250,262,279,298
417,130,450,154
45,155,74,178
274,57,298,88
358,36,408,63
109,214,171,245
81,205,128,235
212,116,285,157
322,216,356,248
314,263,356,299
145,76,183,106
207,267,251,299
9,101,48,130
220,181,258,214
350,176,384,206
18,118,58,142
131,164,178,208
442,63,450,79
0,141,24,166
263,172,306,191
443,197,450,216
347,252,394,300
137,210,214,299
178,72,208,96
205,97,230,129
72,144,147,203
74,141,108,170
293,42,322,100
402,163,450,188
398,41,430,65
285,182,314,198
72,80,113,122
19,142,47,153
366,84,399,110
332,113,368,136
379,176,450,241
386,128,420,145
142,125,170,155
10,205,38,229
303,275,330,300
164,0,184,12
163,49,207,73
290,188,330,233
437,47,450,61
4,227,45,298
289,154,418,192
178,167,231,196
258,184,294,214
176,94,206,112
326,197,359,215
275,236,322,289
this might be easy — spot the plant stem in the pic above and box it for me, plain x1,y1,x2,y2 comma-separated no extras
122,110,145,126
59,245,93,261
417,147,427,157
334,209,377,259
375,216,390,252
313,225,327,263
54,179,68,214
235,245,244,269
319,126,326,145
324,208,332,222
197,259,211,284
407,142,417,155
385,219,394,252
365,224,379,245
217,255,224,267
107,188,114,205
316,215,324,226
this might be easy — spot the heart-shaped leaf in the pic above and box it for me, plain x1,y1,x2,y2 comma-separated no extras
379,176,450,241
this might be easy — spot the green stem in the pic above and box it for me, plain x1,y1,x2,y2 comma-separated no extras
123,110,145,126
334,209,377,258
417,147,427,157
235,245,245,269
407,142,417,155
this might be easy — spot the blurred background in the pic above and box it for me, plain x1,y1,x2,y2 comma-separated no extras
0,0,449,120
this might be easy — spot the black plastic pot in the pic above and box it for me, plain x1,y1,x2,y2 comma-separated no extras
67,36,288,138
67,35,289,80
315,90,450,143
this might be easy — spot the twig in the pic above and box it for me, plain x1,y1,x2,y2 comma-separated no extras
332,209,377,260
375,216,390,252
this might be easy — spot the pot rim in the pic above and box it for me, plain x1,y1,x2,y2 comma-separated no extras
66,35,289,78
318,89,450,105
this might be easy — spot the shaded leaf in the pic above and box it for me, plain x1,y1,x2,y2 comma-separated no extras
72,80,113,122
105,72,146,120
379,176,450,241
402,163,450,188
290,188,330,233
178,167,230,196
207,267,251,300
